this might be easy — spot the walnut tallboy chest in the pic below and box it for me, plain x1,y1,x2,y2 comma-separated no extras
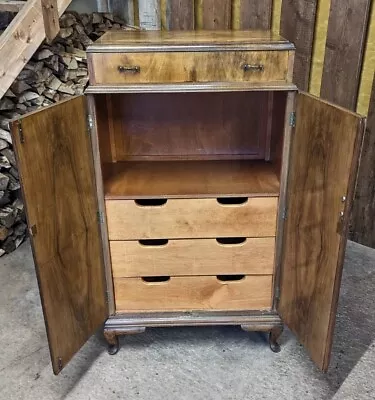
11,31,365,375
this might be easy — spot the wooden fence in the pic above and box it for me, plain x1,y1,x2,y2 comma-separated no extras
98,0,375,248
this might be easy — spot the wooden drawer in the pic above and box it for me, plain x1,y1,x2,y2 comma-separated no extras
114,275,273,312
89,51,289,85
106,197,278,240
110,237,275,277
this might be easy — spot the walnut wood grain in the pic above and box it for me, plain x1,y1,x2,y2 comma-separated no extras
89,30,290,48
103,160,280,199
239,0,272,30
350,74,375,247
102,91,270,162
320,0,371,110
106,197,278,240
114,275,273,312
278,92,365,371
110,237,275,277
90,51,289,85
166,0,194,30
85,82,298,94
11,96,107,375
280,0,318,90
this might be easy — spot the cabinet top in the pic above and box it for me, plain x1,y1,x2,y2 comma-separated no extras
87,30,295,53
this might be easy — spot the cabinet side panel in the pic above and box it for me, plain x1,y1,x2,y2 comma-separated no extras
88,95,115,315
278,92,365,370
11,96,108,374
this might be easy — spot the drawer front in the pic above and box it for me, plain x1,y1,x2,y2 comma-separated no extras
110,237,275,277
106,197,278,240
114,275,273,312
89,51,289,84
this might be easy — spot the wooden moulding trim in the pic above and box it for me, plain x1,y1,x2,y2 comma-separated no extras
104,310,282,329
86,43,296,53
85,82,298,94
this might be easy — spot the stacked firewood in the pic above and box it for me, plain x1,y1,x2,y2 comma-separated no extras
0,12,135,256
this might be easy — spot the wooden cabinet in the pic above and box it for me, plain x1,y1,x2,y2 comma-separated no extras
10,30,366,375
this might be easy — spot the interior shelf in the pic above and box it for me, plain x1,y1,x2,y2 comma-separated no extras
103,160,280,199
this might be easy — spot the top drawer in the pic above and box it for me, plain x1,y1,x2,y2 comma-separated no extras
88,51,290,85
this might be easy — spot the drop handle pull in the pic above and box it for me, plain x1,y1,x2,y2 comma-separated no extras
242,63,264,72
118,65,141,73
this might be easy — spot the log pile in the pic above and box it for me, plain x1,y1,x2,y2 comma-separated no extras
0,11,135,256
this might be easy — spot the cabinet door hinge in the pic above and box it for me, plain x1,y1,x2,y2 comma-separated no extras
18,122,25,144
97,211,104,224
87,114,93,133
275,286,280,301
106,291,110,303
282,207,288,220
289,111,296,127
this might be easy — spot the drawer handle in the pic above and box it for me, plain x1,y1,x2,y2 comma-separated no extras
217,275,245,282
139,239,169,247
242,63,264,72
135,199,168,207
217,197,248,205
142,276,170,283
118,65,141,73
216,237,247,245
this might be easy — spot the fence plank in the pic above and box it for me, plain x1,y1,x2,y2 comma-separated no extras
320,0,371,110
138,0,161,29
166,0,194,30
111,0,135,24
239,0,272,29
202,0,231,29
96,0,109,12
350,74,375,248
280,0,318,91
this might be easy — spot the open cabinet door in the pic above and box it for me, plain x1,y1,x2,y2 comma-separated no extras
11,96,108,374
278,92,365,371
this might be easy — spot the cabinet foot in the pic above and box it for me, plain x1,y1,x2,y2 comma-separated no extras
104,330,119,355
269,325,283,353
104,327,146,355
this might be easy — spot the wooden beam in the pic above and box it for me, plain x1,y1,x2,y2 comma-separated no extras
320,0,371,110
0,1,26,12
201,0,231,30
280,0,318,91
0,0,72,100
138,0,161,30
166,0,194,30
350,74,375,247
41,0,60,43
239,0,272,30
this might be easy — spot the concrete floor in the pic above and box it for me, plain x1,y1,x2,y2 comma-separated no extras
0,240,374,400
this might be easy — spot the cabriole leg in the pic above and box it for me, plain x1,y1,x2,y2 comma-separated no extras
104,330,119,355
269,325,283,353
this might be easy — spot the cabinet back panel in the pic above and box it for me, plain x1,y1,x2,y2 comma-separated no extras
104,92,269,160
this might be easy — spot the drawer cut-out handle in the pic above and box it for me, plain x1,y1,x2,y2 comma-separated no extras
139,239,169,247
217,275,245,282
135,199,168,207
142,276,170,283
216,237,247,245
118,65,141,73
217,197,248,205
242,63,264,72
